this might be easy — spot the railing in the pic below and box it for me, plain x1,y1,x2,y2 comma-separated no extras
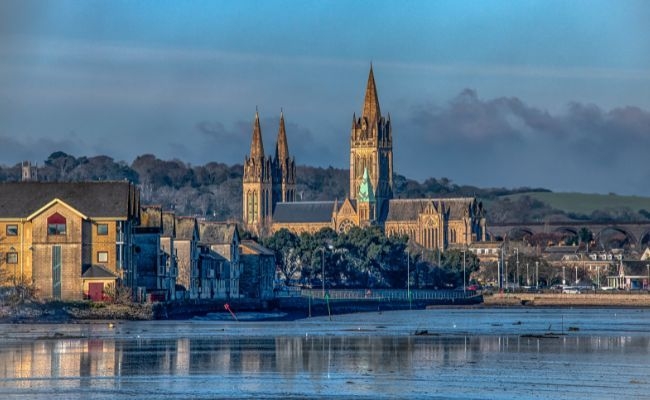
284,288,478,301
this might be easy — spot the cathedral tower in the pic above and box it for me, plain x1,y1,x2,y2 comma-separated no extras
272,111,296,204
350,65,393,218
243,111,273,235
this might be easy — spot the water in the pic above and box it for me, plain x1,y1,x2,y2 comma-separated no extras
1,308,649,399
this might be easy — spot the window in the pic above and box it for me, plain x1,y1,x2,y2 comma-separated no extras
47,213,66,235
52,246,61,300
6,225,18,236
97,224,109,235
97,251,109,263
6,252,17,264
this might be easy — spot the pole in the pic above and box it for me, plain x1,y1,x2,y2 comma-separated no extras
526,263,529,286
505,261,508,291
407,249,410,307
463,249,466,293
535,261,539,289
515,248,519,288
321,247,325,298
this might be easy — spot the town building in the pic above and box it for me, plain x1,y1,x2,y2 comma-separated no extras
243,66,487,251
198,221,241,299
0,181,139,301
239,239,275,300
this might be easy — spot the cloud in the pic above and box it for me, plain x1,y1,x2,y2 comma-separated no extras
0,134,86,166
398,90,650,195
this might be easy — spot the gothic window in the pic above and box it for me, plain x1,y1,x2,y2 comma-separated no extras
338,220,354,233
247,191,258,223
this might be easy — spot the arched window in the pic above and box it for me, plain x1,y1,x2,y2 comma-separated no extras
47,213,66,235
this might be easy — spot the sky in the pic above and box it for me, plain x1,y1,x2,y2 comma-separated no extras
1,0,650,195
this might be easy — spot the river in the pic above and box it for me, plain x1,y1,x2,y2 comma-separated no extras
1,307,649,399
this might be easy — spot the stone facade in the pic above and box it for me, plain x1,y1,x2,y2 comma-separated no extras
243,66,488,251
0,182,140,300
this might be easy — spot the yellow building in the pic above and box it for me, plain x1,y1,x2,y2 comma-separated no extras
0,181,140,300
242,66,487,251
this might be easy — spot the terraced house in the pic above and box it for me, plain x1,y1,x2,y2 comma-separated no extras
0,181,140,300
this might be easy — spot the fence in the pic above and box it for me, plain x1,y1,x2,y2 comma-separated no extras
297,288,477,301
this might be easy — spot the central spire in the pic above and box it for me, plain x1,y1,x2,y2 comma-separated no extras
362,64,381,126
249,111,265,160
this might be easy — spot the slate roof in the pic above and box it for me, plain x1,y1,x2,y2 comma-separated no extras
175,216,198,241
273,201,336,223
383,198,475,222
198,221,238,245
240,240,275,256
82,264,117,279
0,181,137,219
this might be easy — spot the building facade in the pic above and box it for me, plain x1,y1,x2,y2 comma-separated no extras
243,66,487,251
0,182,139,300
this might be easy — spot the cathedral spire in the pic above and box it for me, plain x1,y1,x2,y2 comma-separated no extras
275,110,289,163
249,111,265,160
362,64,381,126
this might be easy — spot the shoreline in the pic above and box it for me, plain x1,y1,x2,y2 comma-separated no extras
3,293,650,324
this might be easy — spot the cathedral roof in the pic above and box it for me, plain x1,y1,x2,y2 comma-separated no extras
275,111,289,163
273,201,336,223
249,111,265,160
383,198,475,221
362,65,381,126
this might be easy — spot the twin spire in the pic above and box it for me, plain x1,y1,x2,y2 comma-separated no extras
248,110,290,163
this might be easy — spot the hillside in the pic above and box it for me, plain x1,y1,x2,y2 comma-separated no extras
3,152,649,224
497,192,650,222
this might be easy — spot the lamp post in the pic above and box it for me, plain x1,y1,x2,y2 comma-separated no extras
505,261,508,291
514,248,519,288
462,249,466,293
526,262,530,286
535,261,539,289
321,247,325,298
407,249,410,301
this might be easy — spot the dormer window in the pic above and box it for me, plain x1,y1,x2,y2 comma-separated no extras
47,213,67,235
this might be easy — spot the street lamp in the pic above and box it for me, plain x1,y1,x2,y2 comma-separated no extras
462,249,466,293
526,262,530,286
321,247,325,298
406,249,410,300
535,261,539,289
514,248,519,288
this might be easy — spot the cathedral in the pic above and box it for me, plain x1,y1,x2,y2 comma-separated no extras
242,66,487,251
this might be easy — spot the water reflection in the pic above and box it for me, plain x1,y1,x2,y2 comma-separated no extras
1,335,649,381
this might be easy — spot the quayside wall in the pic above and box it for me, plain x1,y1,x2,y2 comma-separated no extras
484,293,650,307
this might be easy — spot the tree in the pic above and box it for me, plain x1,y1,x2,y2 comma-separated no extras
262,229,303,285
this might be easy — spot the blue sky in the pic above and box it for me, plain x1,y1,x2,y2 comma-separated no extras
1,0,650,195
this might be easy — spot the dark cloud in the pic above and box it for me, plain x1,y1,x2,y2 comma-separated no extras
398,90,650,195
0,135,85,166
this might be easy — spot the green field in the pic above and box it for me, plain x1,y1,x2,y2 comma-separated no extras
499,192,650,215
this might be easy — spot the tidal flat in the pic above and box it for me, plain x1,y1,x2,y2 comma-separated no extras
0,308,649,399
